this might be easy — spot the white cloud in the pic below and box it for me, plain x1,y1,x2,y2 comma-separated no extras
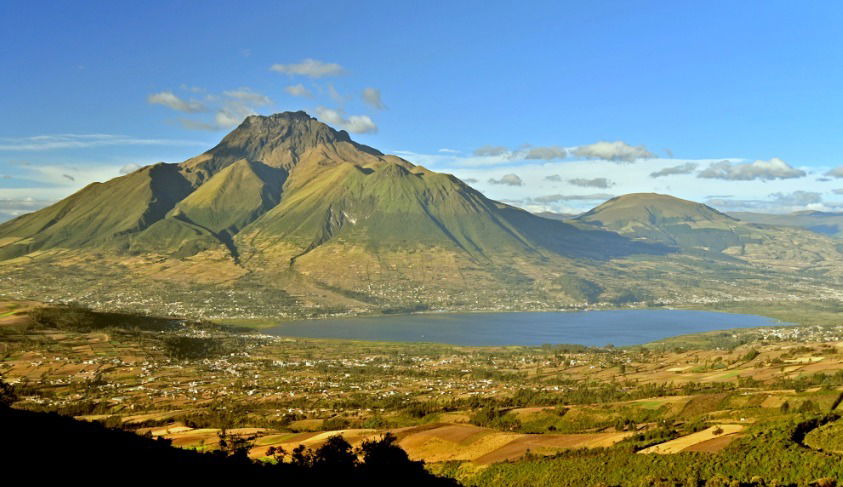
568,177,613,189
698,157,806,181
214,105,254,129
314,106,377,134
473,145,509,157
524,146,567,160
650,162,698,178
394,149,836,215
0,134,205,151
169,86,273,131
573,141,654,162
362,87,385,110
284,83,313,98
488,173,523,186
147,91,206,113
769,190,822,206
825,166,843,178
270,58,345,78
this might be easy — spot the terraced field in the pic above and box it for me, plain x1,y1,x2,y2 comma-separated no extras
638,424,744,453
138,421,633,464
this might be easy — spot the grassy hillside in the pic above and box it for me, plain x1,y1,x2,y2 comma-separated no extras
3,114,843,318
0,163,194,259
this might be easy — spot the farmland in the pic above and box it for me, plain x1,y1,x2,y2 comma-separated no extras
2,300,843,485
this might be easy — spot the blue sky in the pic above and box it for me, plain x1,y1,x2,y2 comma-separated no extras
2,0,843,220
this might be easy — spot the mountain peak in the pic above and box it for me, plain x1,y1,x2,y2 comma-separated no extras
182,111,381,177
222,110,354,151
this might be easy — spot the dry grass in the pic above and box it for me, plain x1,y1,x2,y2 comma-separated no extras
638,424,745,454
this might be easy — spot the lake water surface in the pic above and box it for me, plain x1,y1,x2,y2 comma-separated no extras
265,310,783,346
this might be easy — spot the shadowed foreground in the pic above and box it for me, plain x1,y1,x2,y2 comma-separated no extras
0,405,459,485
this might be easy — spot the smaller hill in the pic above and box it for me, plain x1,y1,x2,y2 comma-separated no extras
575,193,745,252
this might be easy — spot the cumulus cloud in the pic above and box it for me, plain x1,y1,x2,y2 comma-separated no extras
214,105,255,129
174,86,273,131
524,146,567,160
270,58,345,78
769,190,822,206
472,144,567,161
698,157,805,181
568,177,613,189
488,173,523,186
573,141,654,162
362,87,385,110
825,166,843,178
438,148,461,154
532,193,614,203
544,174,562,182
834,188,843,195
284,84,313,98
314,106,377,134
474,145,509,157
650,162,698,178
147,91,206,113
462,177,478,183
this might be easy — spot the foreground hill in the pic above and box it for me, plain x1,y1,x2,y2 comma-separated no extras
1,113,843,318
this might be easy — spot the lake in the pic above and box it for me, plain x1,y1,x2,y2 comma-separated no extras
265,310,784,346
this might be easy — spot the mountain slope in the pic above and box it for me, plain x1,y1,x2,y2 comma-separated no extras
2,114,843,318
0,163,194,259
576,193,843,273
0,112,665,314
576,193,746,252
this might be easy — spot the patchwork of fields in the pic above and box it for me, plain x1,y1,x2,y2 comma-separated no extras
2,301,843,485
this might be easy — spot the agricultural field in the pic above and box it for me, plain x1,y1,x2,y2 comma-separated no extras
2,300,843,485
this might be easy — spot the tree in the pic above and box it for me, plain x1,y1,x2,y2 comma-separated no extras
0,377,16,407
310,435,357,473
216,429,257,463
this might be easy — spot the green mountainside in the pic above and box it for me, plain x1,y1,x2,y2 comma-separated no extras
576,193,745,252
2,113,843,319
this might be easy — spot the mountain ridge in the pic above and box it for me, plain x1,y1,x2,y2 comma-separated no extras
3,112,843,318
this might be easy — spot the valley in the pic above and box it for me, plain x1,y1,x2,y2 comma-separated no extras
3,300,843,485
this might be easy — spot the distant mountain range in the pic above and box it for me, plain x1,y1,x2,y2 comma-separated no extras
729,210,843,238
2,112,843,319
